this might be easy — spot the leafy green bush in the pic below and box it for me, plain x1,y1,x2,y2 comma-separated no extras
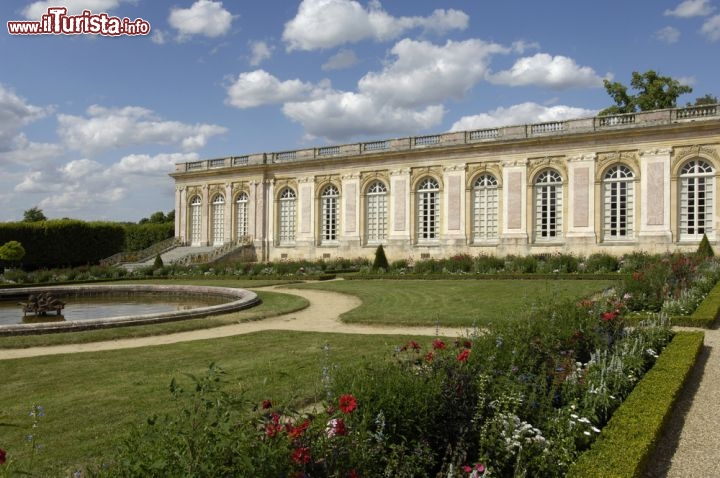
123,223,174,251
584,253,620,273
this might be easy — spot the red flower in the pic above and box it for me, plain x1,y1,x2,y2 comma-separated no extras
425,351,435,362
632,271,643,281
262,399,272,410
338,394,357,414
601,311,618,322
457,349,471,363
288,419,311,439
265,412,283,438
0,448,6,465
348,470,360,478
404,340,421,351
432,339,446,350
292,447,312,465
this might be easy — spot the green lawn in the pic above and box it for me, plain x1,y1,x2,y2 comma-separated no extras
0,331,418,476
289,279,616,326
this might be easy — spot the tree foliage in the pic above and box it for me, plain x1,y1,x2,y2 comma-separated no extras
139,210,175,224
0,240,26,262
600,70,693,115
23,207,47,222
688,94,718,106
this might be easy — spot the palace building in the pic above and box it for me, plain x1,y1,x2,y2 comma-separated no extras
170,105,720,262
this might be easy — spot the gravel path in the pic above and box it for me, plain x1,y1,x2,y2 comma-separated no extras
0,285,715,477
0,285,468,360
645,327,720,478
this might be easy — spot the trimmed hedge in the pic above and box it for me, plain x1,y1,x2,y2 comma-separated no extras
123,222,174,251
567,331,704,477
0,220,124,269
669,281,720,328
345,272,624,281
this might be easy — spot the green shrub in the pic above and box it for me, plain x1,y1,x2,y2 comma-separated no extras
697,233,714,258
567,331,703,478
584,253,620,273
123,223,174,251
372,245,389,271
153,254,164,269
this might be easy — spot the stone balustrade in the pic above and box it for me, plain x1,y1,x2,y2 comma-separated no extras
174,105,720,173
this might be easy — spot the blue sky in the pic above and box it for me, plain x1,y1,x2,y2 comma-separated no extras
0,0,718,222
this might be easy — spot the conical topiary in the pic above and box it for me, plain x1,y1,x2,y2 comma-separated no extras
697,233,714,258
372,244,389,271
153,253,164,268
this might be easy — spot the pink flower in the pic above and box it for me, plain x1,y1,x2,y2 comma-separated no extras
326,418,348,437
339,394,357,414
457,349,471,363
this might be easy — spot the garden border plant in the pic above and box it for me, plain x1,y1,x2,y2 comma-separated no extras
567,331,704,477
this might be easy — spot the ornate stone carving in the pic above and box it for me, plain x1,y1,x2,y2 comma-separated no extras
673,144,720,164
443,163,467,172
466,162,502,188
527,156,567,182
595,150,639,179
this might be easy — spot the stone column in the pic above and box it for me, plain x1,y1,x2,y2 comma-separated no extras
297,177,315,245
566,154,596,242
224,183,233,244
341,173,361,246
388,168,411,244
501,161,528,244
442,164,466,245
263,179,273,260
639,148,672,244
200,184,209,246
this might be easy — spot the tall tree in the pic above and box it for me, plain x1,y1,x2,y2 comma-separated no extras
600,70,693,115
22,207,47,222
689,94,718,106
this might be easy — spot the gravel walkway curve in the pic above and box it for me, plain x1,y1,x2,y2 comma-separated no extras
0,285,468,360
0,285,715,477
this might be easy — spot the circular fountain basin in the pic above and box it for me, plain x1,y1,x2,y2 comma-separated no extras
0,284,260,336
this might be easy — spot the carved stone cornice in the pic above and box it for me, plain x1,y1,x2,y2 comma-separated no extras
443,163,467,173
341,173,361,181
527,156,567,181
390,168,411,176
567,153,596,163
595,151,639,178
501,158,528,168
673,144,720,163
640,147,672,157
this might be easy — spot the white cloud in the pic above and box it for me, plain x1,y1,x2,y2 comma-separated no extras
283,91,444,141
151,29,167,45
655,26,681,43
487,53,606,89
282,0,468,51
0,84,52,150
0,134,63,167
249,41,274,66
16,152,197,215
358,39,508,108
169,0,234,40
664,0,715,17
57,105,227,155
22,0,129,19
225,70,321,108
322,49,359,70
701,15,720,40
450,102,598,131
511,40,541,54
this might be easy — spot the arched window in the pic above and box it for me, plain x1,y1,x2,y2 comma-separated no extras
278,188,296,245
236,192,248,239
366,181,388,243
680,159,714,240
417,177,440,241
189,196,202,246
211,194,225,245
534,169,563,240
321,185,340,243
603,165,634,240
472,174,498,241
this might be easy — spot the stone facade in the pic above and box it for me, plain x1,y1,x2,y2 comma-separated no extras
170,105,720,262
